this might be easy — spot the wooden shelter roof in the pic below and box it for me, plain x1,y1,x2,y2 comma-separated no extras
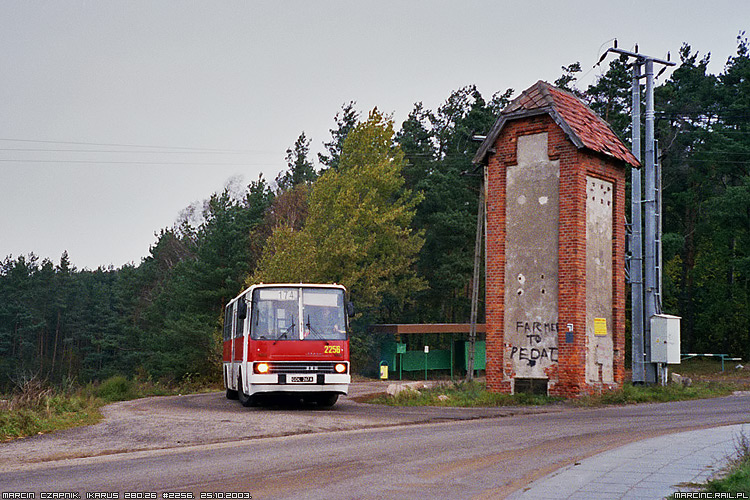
369,323,486,335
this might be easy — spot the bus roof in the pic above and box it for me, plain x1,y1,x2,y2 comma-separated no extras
226,283,347,306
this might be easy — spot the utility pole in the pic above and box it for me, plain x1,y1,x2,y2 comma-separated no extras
466,178,484,382
630,62,645,383
466,135,488,382
643,58,659,384
600,43,674,384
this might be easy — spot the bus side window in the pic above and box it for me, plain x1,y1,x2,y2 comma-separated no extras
251,302,260,338
223,309,228,341
224,304,233,341
235,297,246,338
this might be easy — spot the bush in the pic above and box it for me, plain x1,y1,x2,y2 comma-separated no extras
0,376,101,441
96,375,136,402
6,375,53,410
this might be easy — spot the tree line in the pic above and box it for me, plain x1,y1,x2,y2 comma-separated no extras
558,34,750,361
1,33,748,389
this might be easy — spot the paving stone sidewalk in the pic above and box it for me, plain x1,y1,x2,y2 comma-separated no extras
508,423,750,500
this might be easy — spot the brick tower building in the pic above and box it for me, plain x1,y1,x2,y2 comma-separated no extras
473,81,639,397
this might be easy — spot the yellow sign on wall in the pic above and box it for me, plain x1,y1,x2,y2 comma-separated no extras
594,317,608,336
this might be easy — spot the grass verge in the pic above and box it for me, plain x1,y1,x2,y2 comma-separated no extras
370,381,562,407
573,380,734,406
0,378,102,442
369,379,734,408
703,431,750,495
91,372,221,403
0,374,221,441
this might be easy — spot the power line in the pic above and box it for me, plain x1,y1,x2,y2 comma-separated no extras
0,159,278,166
663,159,750,164
0,147,261,154
0,137,273,154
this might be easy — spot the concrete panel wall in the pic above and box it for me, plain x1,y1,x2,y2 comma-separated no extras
504,133,560,382
585,176,614,383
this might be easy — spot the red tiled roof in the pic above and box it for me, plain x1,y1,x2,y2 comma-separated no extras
474,80,640,167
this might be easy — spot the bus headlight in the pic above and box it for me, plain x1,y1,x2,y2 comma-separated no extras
255,362,270,374
334,363,347,374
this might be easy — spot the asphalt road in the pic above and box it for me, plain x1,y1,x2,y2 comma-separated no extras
2,390,750,499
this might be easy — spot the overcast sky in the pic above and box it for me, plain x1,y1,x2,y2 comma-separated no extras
1,1,747,270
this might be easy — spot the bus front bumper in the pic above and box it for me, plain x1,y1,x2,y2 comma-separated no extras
247,373,350,395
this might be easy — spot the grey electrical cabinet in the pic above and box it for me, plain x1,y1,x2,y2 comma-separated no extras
650,314,681,364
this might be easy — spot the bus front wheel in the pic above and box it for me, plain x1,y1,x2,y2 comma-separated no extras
315,393,339,408
237,375,257,407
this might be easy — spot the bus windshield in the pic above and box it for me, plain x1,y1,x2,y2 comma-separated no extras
250,287,347,341
301,288,347,340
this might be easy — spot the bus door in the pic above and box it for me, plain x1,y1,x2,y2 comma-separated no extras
234,295,248,388
223,303,235,390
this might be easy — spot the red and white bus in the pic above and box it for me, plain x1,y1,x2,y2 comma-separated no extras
223,283,352,407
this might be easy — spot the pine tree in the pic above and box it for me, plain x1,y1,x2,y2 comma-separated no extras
276,132,317,191
318,101,360,170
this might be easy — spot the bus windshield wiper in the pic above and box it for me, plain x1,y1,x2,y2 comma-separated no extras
305,315,323,339
274,321,295,344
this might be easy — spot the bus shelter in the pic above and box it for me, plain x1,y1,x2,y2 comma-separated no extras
369,324,486,380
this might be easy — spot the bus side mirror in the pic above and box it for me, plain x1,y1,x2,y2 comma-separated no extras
347,301,355,318
238,300,248,320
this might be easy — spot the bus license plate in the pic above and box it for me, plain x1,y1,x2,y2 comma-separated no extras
290,375,315,383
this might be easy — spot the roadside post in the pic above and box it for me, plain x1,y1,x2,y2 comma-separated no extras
424,345,429,381
396,342,406,380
